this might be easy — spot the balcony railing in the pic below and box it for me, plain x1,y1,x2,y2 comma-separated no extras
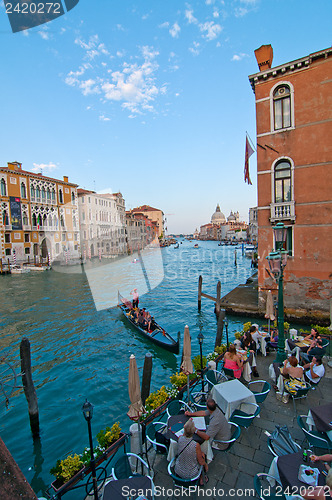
270,201,295,222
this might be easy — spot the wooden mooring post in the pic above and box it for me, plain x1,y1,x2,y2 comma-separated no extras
20,337,40,439
198,275,222,316
215,309,226,348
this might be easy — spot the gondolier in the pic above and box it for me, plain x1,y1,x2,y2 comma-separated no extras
131,288,139,308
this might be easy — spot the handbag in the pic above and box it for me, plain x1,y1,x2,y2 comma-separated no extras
155,430,170,453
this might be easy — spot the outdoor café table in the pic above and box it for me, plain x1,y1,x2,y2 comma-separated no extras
268,451,326,495
307,403,332,440
210,379,256,421
102,475,153,500
287,338,311,353
165,414,213,463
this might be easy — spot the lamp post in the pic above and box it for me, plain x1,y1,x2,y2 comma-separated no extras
82,400,99,500
266,222,288,363
224,317,229,350
197,331,205,399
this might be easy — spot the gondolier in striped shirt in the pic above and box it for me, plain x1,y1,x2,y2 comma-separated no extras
131,288,139,309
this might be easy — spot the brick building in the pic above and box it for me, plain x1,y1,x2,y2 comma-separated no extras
249,45,332,321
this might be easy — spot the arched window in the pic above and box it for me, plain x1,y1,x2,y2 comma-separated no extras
23,212,28,225
21,182,27,198
31,186,35,199
273,85,291,130
37,214,42,227
36,186,41,200
32,214,37,226
59,189,63,204
274,160,291,203
51,189,56,203
71,192,75,203
1,179,6,196
46,188,51,202
60,215,65,228
41,187,46,202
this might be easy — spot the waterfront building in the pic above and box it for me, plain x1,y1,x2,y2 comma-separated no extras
200,204,248,240
211,204,226,225
0,162,79,263
193,228,199,240
249,45,332,321
130,205,165,238
78,189,126,258
125,211,158,251
248,207,258,244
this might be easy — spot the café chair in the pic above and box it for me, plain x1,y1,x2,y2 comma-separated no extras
145,421,169,466
229,402,260,446
282,382,311,414
297,415,332,453
111,452,152,480
211,421,241,466
204,369,228,392
222,367,236,379
167,457,202,490
190,391,208,411
166,400,191,419
248,380,271,404
253,473,286,499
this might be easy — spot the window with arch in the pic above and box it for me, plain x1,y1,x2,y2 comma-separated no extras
274,160,291,203
37,214,42,227
23,212,28,225
41,187,46,202
3,210,9,225
273,85,291,130
59,189,63,204
31,186,35,199
21,182,27,198
36,186,41,200
71,192,75,203
1,179,6,196
46,188,51,202
32,214,37,226
51,189,56,203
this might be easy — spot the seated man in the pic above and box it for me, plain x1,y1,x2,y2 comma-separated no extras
300,341,326,364
185,398,231,451
303,356,325,385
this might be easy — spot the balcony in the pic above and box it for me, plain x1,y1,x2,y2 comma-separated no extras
23,225,31,230
270,201,295,222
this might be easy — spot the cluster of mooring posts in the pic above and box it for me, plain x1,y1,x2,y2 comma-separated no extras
198,275,229,349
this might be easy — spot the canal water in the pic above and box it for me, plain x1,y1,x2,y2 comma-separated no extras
0,240,255,497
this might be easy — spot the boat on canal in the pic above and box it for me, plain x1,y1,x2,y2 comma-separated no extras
118,292,180,354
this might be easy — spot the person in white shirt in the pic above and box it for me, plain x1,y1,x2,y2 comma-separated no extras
303,356,325,384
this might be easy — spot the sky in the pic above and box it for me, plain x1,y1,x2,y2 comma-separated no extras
1,0,331,233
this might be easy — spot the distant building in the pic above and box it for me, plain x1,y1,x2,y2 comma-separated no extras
78,189,126,258
200,204,247,240
249,45,332,321
130,205,164,238
0,162,79,263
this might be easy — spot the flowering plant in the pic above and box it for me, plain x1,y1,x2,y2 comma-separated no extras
192,355,207,373
50,454,83,484
96,422,121,449
170,371,188,389
145,385,169,413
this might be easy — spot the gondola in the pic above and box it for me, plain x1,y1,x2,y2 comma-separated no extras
118,292,180,354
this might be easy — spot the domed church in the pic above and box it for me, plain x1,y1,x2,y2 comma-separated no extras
211,204,226,225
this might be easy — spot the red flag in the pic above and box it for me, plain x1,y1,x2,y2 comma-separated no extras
244,136,254,185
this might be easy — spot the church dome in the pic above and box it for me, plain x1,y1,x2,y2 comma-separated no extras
228,210,236,222
211,204,226,224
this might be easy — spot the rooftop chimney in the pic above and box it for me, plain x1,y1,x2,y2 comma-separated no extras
254,44,273,71
7,162,22,171
63,176,69,183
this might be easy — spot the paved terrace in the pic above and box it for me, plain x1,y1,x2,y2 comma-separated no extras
151,352,332,499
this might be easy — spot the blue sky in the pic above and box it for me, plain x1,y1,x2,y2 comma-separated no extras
1,0,331,233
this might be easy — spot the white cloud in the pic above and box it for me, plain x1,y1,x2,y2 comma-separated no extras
39,30,50,40
32,162,57,173
79,79,100,96
213,9,219,18
189,41,200,56
99,115,110,121
185,9,198,24
232,53,248,61
159,22,169,29
199,21,222,41
75,35,108,60
169,22,181,38
235,7,249,17
116,24,125,31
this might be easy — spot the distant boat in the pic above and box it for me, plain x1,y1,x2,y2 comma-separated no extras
194,244,199,248
10,265,30,274
244,245,257,257
174,243,179,249
118,292,180,353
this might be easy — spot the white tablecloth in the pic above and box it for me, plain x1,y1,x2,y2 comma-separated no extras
210,379,256,421
236,349,257,382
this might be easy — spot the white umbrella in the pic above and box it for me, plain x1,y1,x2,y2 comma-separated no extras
265,290,275,335
180,325,193,403
127,354,144,420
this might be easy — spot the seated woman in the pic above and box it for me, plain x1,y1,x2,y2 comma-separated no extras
304,327,322,346
223,344,244,378
266,330,278,351
174,419,208,483
282,356,306,394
